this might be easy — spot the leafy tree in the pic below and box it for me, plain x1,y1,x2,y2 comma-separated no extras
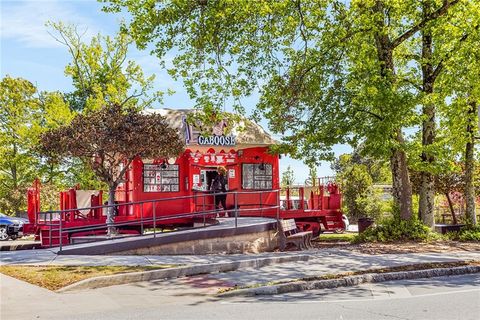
332,151,391,184
0,76,72,214
436,22,480,225
410,167,462,224
281,165,295,188
333,152,386,221
39,105,184,235
0,76,39,214
47,22,162,112
43,22,168,204
338,163,382,222
308,164,317,187
397,1,480,227
411,158,480,225
101,0,472,222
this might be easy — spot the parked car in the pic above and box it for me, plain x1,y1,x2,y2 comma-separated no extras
0,213,29,241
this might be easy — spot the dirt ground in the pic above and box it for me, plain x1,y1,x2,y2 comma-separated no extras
312,240,480,254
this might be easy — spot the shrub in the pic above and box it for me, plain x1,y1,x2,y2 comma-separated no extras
445,225,480,242
354,217,439,243
339,164,385,222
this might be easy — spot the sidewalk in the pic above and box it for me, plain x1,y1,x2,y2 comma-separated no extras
1,246,479,293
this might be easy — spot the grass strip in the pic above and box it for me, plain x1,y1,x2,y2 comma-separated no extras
0,264,176,291
218,260,480,294
315,233,356,242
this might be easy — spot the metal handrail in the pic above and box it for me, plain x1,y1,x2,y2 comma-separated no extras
36,189,279,216
36,204,279,230
34,189,281,250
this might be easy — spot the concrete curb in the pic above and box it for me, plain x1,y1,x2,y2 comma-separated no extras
218,264,480,297
57,254,309,292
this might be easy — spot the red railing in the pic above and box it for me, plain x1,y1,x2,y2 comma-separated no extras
34,189,281,251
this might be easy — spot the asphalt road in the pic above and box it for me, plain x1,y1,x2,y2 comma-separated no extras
2,273,479,320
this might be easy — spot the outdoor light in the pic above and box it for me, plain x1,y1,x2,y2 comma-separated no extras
167,157,176,165
160,161,167,169
258,163,266,171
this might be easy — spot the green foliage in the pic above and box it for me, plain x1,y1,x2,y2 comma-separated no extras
281,165,295,188
308,164,317,187
103,0,480,224
39,104,185,233
39,104,184,189
458,228,480,242
332,150,391,184
0,76,40,214
354,217,439,243
444,225,480,242
47,22,161,112
336,153,385,222
0,76,75,214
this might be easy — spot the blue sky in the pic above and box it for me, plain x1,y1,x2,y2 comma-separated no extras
1,0,351,184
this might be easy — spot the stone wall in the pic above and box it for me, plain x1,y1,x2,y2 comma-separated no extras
117,230,279,255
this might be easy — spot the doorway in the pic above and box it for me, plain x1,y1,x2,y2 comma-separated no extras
205,169,218,191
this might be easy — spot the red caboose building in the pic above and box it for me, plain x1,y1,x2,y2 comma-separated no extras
28,109,344,247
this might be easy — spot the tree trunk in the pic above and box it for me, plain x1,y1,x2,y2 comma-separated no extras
372,1,413,220
445,192,457,225
419,12,436,228
419,100,436,227
107,187,117,236
11,142,20,214
390,130,413,220
464,101,477,225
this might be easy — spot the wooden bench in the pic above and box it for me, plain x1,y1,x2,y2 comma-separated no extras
278,219,313,251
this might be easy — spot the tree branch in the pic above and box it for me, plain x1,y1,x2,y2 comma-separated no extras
400,77,423,91
295,0,308,59
391,0,460,49
431,24,478,82
120,90,145,107
355,108,384,121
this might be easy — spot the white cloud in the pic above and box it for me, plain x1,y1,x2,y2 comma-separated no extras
0,0,99,48
129,52,187,92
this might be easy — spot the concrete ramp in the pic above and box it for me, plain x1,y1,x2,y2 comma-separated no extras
56,217,278,255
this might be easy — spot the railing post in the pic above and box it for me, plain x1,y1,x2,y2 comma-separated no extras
140,203,144,235
234,191,238,228
202,194,206,227
286,187,291,210
59,212,63,252
276,190,280,221
153,201,156,238
260,191,263,217
299,187,304,210
49,212,52,248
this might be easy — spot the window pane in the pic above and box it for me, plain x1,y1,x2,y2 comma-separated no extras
143,164,179,192
243,163,273,190
266,164,272,175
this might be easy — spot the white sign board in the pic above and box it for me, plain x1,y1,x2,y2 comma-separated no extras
193,174,200,184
